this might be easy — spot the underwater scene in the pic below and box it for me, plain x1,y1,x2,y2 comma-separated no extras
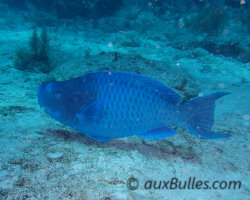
0,0,249,199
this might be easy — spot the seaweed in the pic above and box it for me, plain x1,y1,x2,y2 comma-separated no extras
13,47,31,70
14,28,51,73
39,28,49,64
29,29,39,59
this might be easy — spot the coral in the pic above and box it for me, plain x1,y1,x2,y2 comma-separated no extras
186,3,229,35
114,32,141,48
3,0,124,19
225,0,243,7
97,16,128,32
152,0,193,15
54,0,91,19
1,0,27,9
95,0,124,18
201,33,250,63
245,5,250,32
14,28,51,73
129,11,156,34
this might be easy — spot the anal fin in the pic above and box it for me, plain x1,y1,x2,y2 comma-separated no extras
88,135,110,142
139,126,177,139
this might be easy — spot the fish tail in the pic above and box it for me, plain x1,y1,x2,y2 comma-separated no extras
179,92,232,139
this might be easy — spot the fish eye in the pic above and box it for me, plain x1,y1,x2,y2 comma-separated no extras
45,83,53,93
54,93,62,100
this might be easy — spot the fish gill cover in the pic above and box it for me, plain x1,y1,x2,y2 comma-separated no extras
0,0,249,200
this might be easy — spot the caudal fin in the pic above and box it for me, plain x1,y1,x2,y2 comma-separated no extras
180,92,231,139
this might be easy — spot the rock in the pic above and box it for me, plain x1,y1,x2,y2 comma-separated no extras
192,48,209,57
129,11,157,34
114,31,141,47
48,52,201,100
8,158,25,165
0,188,8,199
47,152,63,159
201,33,250,63
15,177,28,187
97,17,128,32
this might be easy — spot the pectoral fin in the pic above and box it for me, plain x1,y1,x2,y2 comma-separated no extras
74,99,105,125
139,126,177,139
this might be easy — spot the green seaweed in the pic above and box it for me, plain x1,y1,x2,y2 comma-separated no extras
14,28,51,73
39,28,49,63
29,29,39,58
13,47,31,70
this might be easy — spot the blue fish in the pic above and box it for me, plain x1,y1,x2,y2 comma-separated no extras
38,71,231,142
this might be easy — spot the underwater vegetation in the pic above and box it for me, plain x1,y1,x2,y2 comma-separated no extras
14,28,51,73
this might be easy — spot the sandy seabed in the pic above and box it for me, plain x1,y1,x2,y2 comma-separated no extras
0,6,250,200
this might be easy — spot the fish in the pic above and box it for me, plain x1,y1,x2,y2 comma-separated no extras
37,71,232,142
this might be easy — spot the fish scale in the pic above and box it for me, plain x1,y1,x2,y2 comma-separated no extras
94,73,161,135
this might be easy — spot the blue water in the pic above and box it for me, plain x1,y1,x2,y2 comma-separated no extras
0,1,249,199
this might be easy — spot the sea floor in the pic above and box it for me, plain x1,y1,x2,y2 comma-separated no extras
0,8,250,200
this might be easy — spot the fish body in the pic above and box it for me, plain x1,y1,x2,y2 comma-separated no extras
38,71,231,142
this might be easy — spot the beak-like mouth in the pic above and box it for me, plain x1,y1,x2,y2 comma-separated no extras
44,107,61,120
37,84,46,107
44,108,50,115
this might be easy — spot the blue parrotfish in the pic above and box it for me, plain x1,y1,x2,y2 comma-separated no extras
38,71,231,142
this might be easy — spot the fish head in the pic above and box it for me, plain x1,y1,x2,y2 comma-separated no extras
38,81,66,121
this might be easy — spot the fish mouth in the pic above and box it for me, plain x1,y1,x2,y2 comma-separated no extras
37,85,43,106
37,84,47,107
44,108,51,115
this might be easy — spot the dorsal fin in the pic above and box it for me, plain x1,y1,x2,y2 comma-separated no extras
142,77,181,102
139,126,177,139
100,71,181,103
